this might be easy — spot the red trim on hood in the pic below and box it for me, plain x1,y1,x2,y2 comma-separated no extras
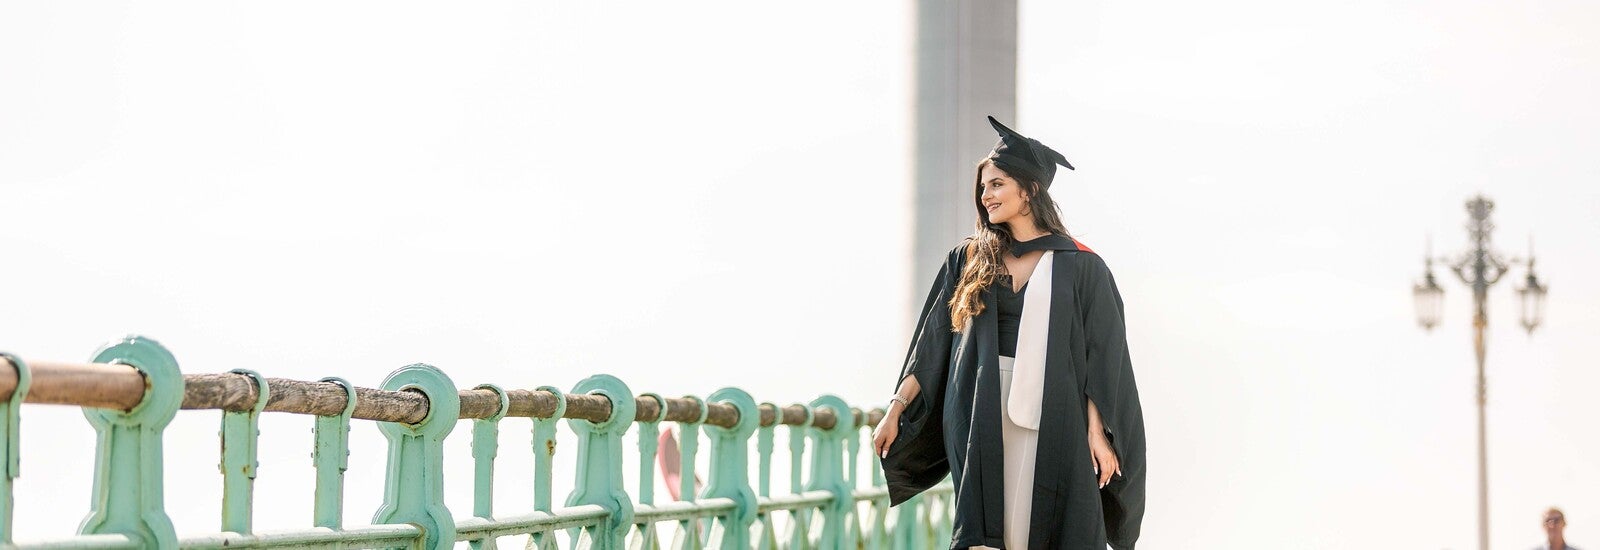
1073,240,1095,254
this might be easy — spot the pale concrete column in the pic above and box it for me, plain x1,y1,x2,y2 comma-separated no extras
910,0,1018,313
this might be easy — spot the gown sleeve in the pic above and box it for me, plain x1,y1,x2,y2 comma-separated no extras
1077,251,1147,550
879,242,967,506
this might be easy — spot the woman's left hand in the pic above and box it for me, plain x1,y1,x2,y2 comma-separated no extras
1088,430,1119,489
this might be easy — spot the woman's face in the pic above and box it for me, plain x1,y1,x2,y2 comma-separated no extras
978,163,1030,226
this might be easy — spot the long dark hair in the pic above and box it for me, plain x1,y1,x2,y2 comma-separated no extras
948,158,1070,332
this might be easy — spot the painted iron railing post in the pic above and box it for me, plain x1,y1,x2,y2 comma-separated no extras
529,384,567,549
703,388,759,549
636,393,666,506
76,335,184,548
219,368,269,534
893,494,923,548
634,392,668,548
756,402,776,499
785,405,814,548
674,394,708,549
845,410,866,547
0,352,29,545
805,395,853,550
311,376,358,528
372,364,459,550
564,374,635,549
469,383,510,550
754,401,778,549
863,426,891,550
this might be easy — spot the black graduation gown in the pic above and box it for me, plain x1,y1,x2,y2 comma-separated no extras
880,235,1147,550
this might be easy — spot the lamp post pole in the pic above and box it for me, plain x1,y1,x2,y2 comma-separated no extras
1413,195,1547,550
1460,197,1499,550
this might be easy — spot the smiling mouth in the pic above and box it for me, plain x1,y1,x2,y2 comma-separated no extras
986,204,1000,212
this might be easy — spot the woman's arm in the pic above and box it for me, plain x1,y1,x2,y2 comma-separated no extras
876,242,965,464
1086,397,1120,488
890,374,921,414
873,374,921,458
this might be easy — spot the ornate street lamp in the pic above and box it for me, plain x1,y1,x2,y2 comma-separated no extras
1414,195,1547,550
1413,256,1444,330
1517,253,1549,334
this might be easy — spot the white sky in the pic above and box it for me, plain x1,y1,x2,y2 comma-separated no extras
3,2,1598,548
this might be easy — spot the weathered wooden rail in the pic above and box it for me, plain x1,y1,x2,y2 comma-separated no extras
0,336,953,549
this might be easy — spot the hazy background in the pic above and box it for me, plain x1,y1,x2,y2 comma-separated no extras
3,1,1598,548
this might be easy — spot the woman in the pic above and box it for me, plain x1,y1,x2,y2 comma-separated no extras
873,116,1146,549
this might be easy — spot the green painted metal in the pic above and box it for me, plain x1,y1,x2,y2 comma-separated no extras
851,491,885,550
3,336,973,549
935,489,955,544
531,385,566,512
177,523,423,549
753,401,777,550
844,423,865,548
371,364,459,550
77,335,184,549
891,487,957,548
892,495,921,548
635,392,667,506
677,395,706,504
784,405,814,549
702,388,758,549
0,352,30,544
219,368,269,534
564,374,635,550
451,505,609,543
863,424,891,550
804,395,852,550
756,402,775,498
528,384,566,550
845,417,860,489
14,533,140,549
468,383,509,550
786,404,810,495
633,392,667,549
673,394,707,549
632,498,736,524
310,376,357,529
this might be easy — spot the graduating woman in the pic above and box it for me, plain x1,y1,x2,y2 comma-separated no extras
873,117,1146,549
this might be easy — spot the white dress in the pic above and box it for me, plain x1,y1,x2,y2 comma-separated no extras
971,354,1040,550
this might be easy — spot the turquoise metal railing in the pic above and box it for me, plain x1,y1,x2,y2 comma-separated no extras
0,336,953,549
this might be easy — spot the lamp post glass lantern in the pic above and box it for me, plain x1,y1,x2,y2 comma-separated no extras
1414,263,1444,330
1517,268,1547,334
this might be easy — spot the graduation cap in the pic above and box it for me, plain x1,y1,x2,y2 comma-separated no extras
986,115,1074,188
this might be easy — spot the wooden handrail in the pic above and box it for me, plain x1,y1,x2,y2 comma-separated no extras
0,357,882,430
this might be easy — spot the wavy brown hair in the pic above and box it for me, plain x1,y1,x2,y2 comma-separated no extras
948,159,1070,332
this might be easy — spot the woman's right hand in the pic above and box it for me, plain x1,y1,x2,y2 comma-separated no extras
876,377,919,459
872,411,900,458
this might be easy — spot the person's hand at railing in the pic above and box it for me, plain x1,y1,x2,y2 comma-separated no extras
872,375,921,458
